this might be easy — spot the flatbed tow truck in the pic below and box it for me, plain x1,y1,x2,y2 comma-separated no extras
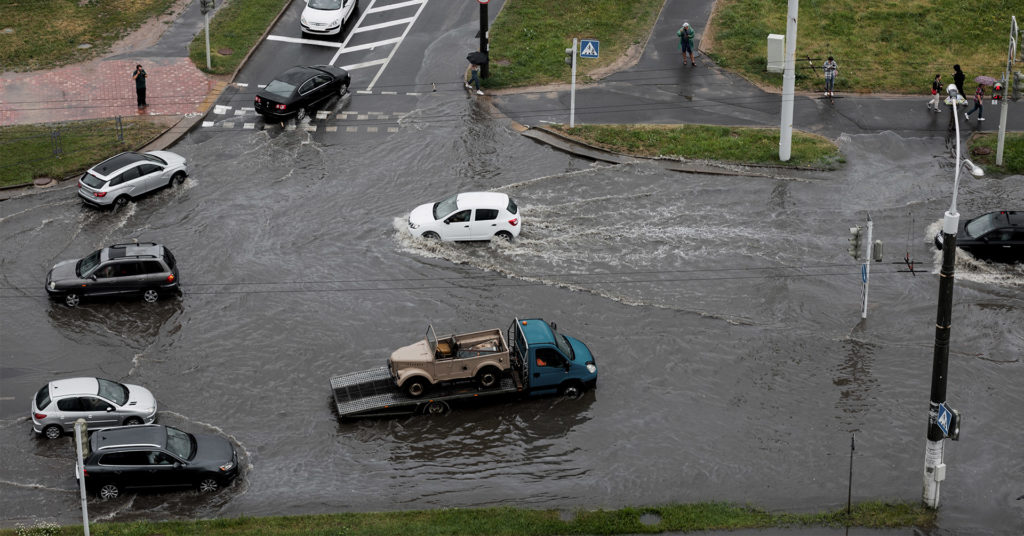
331,318,597,419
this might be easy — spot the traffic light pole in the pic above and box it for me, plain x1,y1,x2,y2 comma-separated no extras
996,16,1018,166
861,216,872,319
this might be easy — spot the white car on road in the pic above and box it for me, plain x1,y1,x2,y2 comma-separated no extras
300,0,358,38
408,192,521,242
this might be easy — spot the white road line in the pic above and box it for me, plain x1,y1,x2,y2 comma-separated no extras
380,91,397,95
202,121,214,127
233,109,246,116
243,123,255,129
365,0,427,90
213,105,230,114
235,83,249,87
326,126,338,132
353,17,416,33
340,58,388,71
367,0,424,12
223,122,234,128
387,127,398,132
266,35,344,47
335,37,402,53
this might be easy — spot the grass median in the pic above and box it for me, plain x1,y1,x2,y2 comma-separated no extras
550,123,841,168
1,501,935,536
188,0,290,75
0,119,167,188
968,131,1024,174
0,0,175,72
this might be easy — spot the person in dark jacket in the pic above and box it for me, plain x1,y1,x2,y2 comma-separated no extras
133,64,147,108
964,83,984,122
952,64,965,97
928,74,942,112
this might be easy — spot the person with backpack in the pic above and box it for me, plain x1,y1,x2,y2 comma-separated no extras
677,22,695,66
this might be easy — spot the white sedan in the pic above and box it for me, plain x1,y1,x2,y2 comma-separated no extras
300,0,358,37
408,192,522,242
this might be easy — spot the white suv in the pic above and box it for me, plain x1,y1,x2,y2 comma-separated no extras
78,151,188,209
408,192,521,241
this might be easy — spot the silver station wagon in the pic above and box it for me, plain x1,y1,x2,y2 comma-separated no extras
31,377,158,439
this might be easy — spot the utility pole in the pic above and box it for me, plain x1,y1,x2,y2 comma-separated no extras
861,215,873,319
478,0,489,78
996,16,1018,166
778,0,799,161
923,84,966,509
565,38,577,128
201,0,213,70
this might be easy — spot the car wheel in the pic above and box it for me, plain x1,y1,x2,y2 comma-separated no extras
476,366,501,389
98,483,120,500
64,293,81,308
296,107,307,122
113,196,129,210
143,289,159,303
338,81,349,96
123,417,143,426
495,231,513,241
560,382,584,400
423,400,449,416
170,171,186,187
198,477,219,493
422,232,440,240
405,377,428,398
43,424,62,440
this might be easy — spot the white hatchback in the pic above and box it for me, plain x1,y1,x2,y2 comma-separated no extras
408,192,522,242
300,0,358,37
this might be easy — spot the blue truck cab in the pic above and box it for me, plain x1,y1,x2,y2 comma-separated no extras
509,318,597,398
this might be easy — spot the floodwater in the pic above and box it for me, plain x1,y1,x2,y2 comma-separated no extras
1,94,1022,535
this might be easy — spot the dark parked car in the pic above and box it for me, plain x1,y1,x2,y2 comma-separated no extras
45,242,180,307
254,65,350,122
78,424,238,500
934,211,1023,263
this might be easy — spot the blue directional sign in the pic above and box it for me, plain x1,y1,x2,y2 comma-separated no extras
936,403,952,436
580,39,599,58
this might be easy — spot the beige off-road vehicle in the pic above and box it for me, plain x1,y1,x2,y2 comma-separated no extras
388,325,510,397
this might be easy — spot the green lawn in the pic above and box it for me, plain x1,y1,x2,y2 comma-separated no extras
551,124,842,168
188,0,290,75
969,131,1024,174
0,0,175,72
0,119,167,187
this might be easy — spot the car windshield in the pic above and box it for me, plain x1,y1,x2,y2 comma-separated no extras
264,79,297,98
433,194,459,220
76,249,103,277
964,213,1001,238
554,330,575,361
165,426,196,461
309,0,342,8
96,378,129,405
80,172,107,189
141,153,167,165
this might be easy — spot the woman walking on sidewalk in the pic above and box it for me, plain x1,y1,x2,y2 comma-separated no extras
964,83,985,121
928,74,943,111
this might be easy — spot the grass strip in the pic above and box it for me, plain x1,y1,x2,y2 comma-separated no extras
2,501,935,536
0,119,167,188
550,123,841,168
485,0,664,88
705,0,1024,94
0,0,175,72
968,131,1024,175
188,0,291,75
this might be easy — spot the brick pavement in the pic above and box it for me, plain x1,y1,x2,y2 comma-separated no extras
0,57,210,126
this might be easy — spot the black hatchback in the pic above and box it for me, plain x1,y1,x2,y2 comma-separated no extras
78,424,239,500
935,210,1024,263
254,65,350,122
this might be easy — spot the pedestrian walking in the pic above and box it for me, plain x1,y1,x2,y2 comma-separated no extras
132,64,147,108
677,22,696,66
952,64,965,97
465,63,483,95
928,74,942,112
964,83,985,121
823,56,838,97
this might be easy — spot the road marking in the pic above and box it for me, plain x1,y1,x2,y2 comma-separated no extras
233,109,246,116
316,111,330,119
266,35,344,47
339,58,388,72
368,0,423,12
326,126,338,132
353,17,416,33
223,122,234,128
346,126,358,132
335,37,402,53
235,83,249,88
213,105,230,114
330,0,428,90
243,123,255,129
202,121,214,127
365,0,427,91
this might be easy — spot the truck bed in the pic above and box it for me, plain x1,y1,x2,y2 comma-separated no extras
331,366,522,420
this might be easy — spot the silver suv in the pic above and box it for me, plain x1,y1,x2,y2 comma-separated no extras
32,377,158,439
78,150,188,209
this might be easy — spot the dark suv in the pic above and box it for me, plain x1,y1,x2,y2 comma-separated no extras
934,211,1023,263
78,424,238,500
45,242,180,307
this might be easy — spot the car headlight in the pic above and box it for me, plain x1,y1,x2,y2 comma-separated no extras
332,18,341,27
48,281,56,290
300,15,308,25
586,362,597,374
408,221,419,229
219,461,234,471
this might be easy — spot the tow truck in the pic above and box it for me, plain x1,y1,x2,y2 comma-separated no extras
330,318,597,419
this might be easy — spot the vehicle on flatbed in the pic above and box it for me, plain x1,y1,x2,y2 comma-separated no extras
389,325,511,397
330,318,597,419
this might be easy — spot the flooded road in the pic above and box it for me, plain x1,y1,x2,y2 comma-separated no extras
1,93,1022,534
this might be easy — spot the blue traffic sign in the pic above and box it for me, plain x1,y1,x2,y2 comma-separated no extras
936,403,951,436
580,39,599,58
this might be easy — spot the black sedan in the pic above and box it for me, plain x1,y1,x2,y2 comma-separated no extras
934,210,1023,263
254,65,350,122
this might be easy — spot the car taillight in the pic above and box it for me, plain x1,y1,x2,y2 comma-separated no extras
508,218,518,226
166,274,175,283
34,413,46,419
275,104,287,110
93,191,106,198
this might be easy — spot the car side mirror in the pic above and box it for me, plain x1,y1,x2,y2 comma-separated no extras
106,407,114,412
174,462,183,469
89,275,97,281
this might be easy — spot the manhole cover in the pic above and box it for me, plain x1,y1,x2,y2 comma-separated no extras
34,177,56,187
217,47,234,55
971,146,992,156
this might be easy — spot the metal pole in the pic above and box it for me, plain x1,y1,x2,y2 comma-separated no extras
996,16,1017,166
862,216,872,319
569,37,577,128
479,1,489,79
205,11,211,70
923,85,962,509
75,420,90,536
847,432,855,517
778,0,799,161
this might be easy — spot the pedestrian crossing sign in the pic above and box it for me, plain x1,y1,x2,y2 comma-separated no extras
580,39,599,58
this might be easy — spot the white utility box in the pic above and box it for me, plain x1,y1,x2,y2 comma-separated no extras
767,34,784,73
